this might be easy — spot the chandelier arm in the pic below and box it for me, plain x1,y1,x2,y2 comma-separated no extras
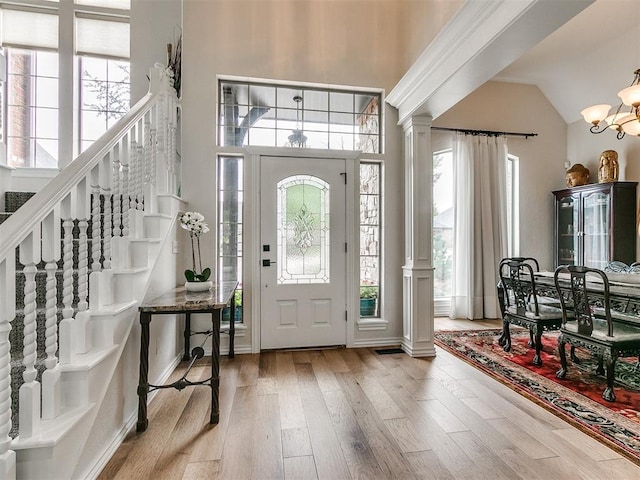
617,130,626,140
589,123,609,135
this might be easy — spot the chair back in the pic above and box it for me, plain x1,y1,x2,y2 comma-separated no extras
498,258,540,316
554,265,613,336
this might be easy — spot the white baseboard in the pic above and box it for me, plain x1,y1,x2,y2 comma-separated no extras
351,337,403,348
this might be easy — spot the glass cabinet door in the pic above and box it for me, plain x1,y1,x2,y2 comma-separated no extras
582,191,610,268
557,194,579,266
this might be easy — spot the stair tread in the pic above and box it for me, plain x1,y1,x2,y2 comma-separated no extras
60,344,119,371
11,404,94,449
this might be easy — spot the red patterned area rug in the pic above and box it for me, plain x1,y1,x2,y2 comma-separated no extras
434,328,640,465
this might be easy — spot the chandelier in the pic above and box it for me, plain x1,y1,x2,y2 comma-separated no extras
287,95,307,148
580,68,640,139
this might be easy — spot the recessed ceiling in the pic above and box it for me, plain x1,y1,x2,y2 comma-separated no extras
494,0,640,124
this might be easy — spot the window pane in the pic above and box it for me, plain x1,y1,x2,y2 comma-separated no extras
36,77,59,108
219,80,382,153
35,108,58,138
218,156,244,323
359,162,381,318
433,151,453,298
35,139,58,167
80,56,130,148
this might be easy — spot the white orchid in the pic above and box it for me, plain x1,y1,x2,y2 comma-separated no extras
179,211,211,282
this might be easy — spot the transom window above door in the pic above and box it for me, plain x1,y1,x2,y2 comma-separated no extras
218,80,382,153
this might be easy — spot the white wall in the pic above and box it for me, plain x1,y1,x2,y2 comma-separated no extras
433,81,568,271
130,0,182,104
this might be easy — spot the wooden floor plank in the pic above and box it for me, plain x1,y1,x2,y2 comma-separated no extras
283,456,318,480
276,352,307,430
309,351,341,393
282,427,313,458
250,393,284,479
216,386,257,480
298,369,352,480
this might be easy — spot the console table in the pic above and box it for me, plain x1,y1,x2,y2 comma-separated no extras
136,281,238,433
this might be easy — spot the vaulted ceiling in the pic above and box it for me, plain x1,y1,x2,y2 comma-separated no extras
494,0,640,124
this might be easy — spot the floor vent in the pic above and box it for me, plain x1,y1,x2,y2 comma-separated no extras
374,347,404,355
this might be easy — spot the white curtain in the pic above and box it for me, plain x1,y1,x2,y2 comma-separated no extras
450,133,508,319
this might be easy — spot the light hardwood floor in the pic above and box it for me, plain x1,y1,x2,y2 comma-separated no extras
99,318,640,479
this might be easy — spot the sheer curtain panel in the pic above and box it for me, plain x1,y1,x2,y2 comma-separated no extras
450,133,508,320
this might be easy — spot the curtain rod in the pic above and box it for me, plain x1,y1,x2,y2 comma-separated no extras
431,126,538,139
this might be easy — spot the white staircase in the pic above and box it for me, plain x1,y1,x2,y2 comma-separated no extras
0,65,183,480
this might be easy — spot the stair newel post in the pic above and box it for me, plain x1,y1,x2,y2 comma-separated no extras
19,228,42,439
0,256,16,480
101,153,113,270
112,144,122,240
41,207,62,419
76,177,90,313
90,164,102,272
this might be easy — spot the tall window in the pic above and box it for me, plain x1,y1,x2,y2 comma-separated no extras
433,150,454,308
360,162,381,317
218,155,243,321
432,149,518,315
76,14,130,152
6,48,59,168
218,80,382,153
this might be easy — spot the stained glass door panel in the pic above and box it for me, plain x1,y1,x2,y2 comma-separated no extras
277,176,330,284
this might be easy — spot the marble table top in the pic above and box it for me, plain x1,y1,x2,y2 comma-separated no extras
139,281,238,313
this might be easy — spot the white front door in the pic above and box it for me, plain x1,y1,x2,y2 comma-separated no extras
260,155,347,349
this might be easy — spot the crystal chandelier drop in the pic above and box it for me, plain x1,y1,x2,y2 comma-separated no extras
287,95,307,148
580,68,640,139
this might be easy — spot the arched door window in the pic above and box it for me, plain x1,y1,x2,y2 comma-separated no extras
276,175,330,284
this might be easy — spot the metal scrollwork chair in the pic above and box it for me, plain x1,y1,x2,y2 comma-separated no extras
498,257,568,366
554,265,640,402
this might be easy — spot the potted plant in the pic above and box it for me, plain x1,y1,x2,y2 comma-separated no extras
359,283,378,317
179,211,212,291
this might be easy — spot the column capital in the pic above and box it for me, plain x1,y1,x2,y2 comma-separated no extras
401,115,432,132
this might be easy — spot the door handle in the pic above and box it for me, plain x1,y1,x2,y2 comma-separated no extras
262,259,277,267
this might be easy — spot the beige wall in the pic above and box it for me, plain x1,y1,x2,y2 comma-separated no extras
433,81,568,270
402,0,463,70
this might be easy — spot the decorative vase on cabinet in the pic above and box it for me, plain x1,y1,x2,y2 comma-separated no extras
552,181,637,268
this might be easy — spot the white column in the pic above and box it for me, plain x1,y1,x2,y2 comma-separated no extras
401,116,436,357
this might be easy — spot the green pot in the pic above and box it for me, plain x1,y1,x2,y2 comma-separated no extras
360,298,377,317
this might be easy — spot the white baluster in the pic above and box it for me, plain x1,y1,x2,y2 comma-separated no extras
77,219,89,312
113,148,122,239
102,155,112,270
91,182,101,272
136,145,145,211
19,227,41,438
0,256,16,480
122,157,130,237
61,219,74,321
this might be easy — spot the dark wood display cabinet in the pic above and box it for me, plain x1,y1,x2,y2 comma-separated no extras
552,181,637,269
